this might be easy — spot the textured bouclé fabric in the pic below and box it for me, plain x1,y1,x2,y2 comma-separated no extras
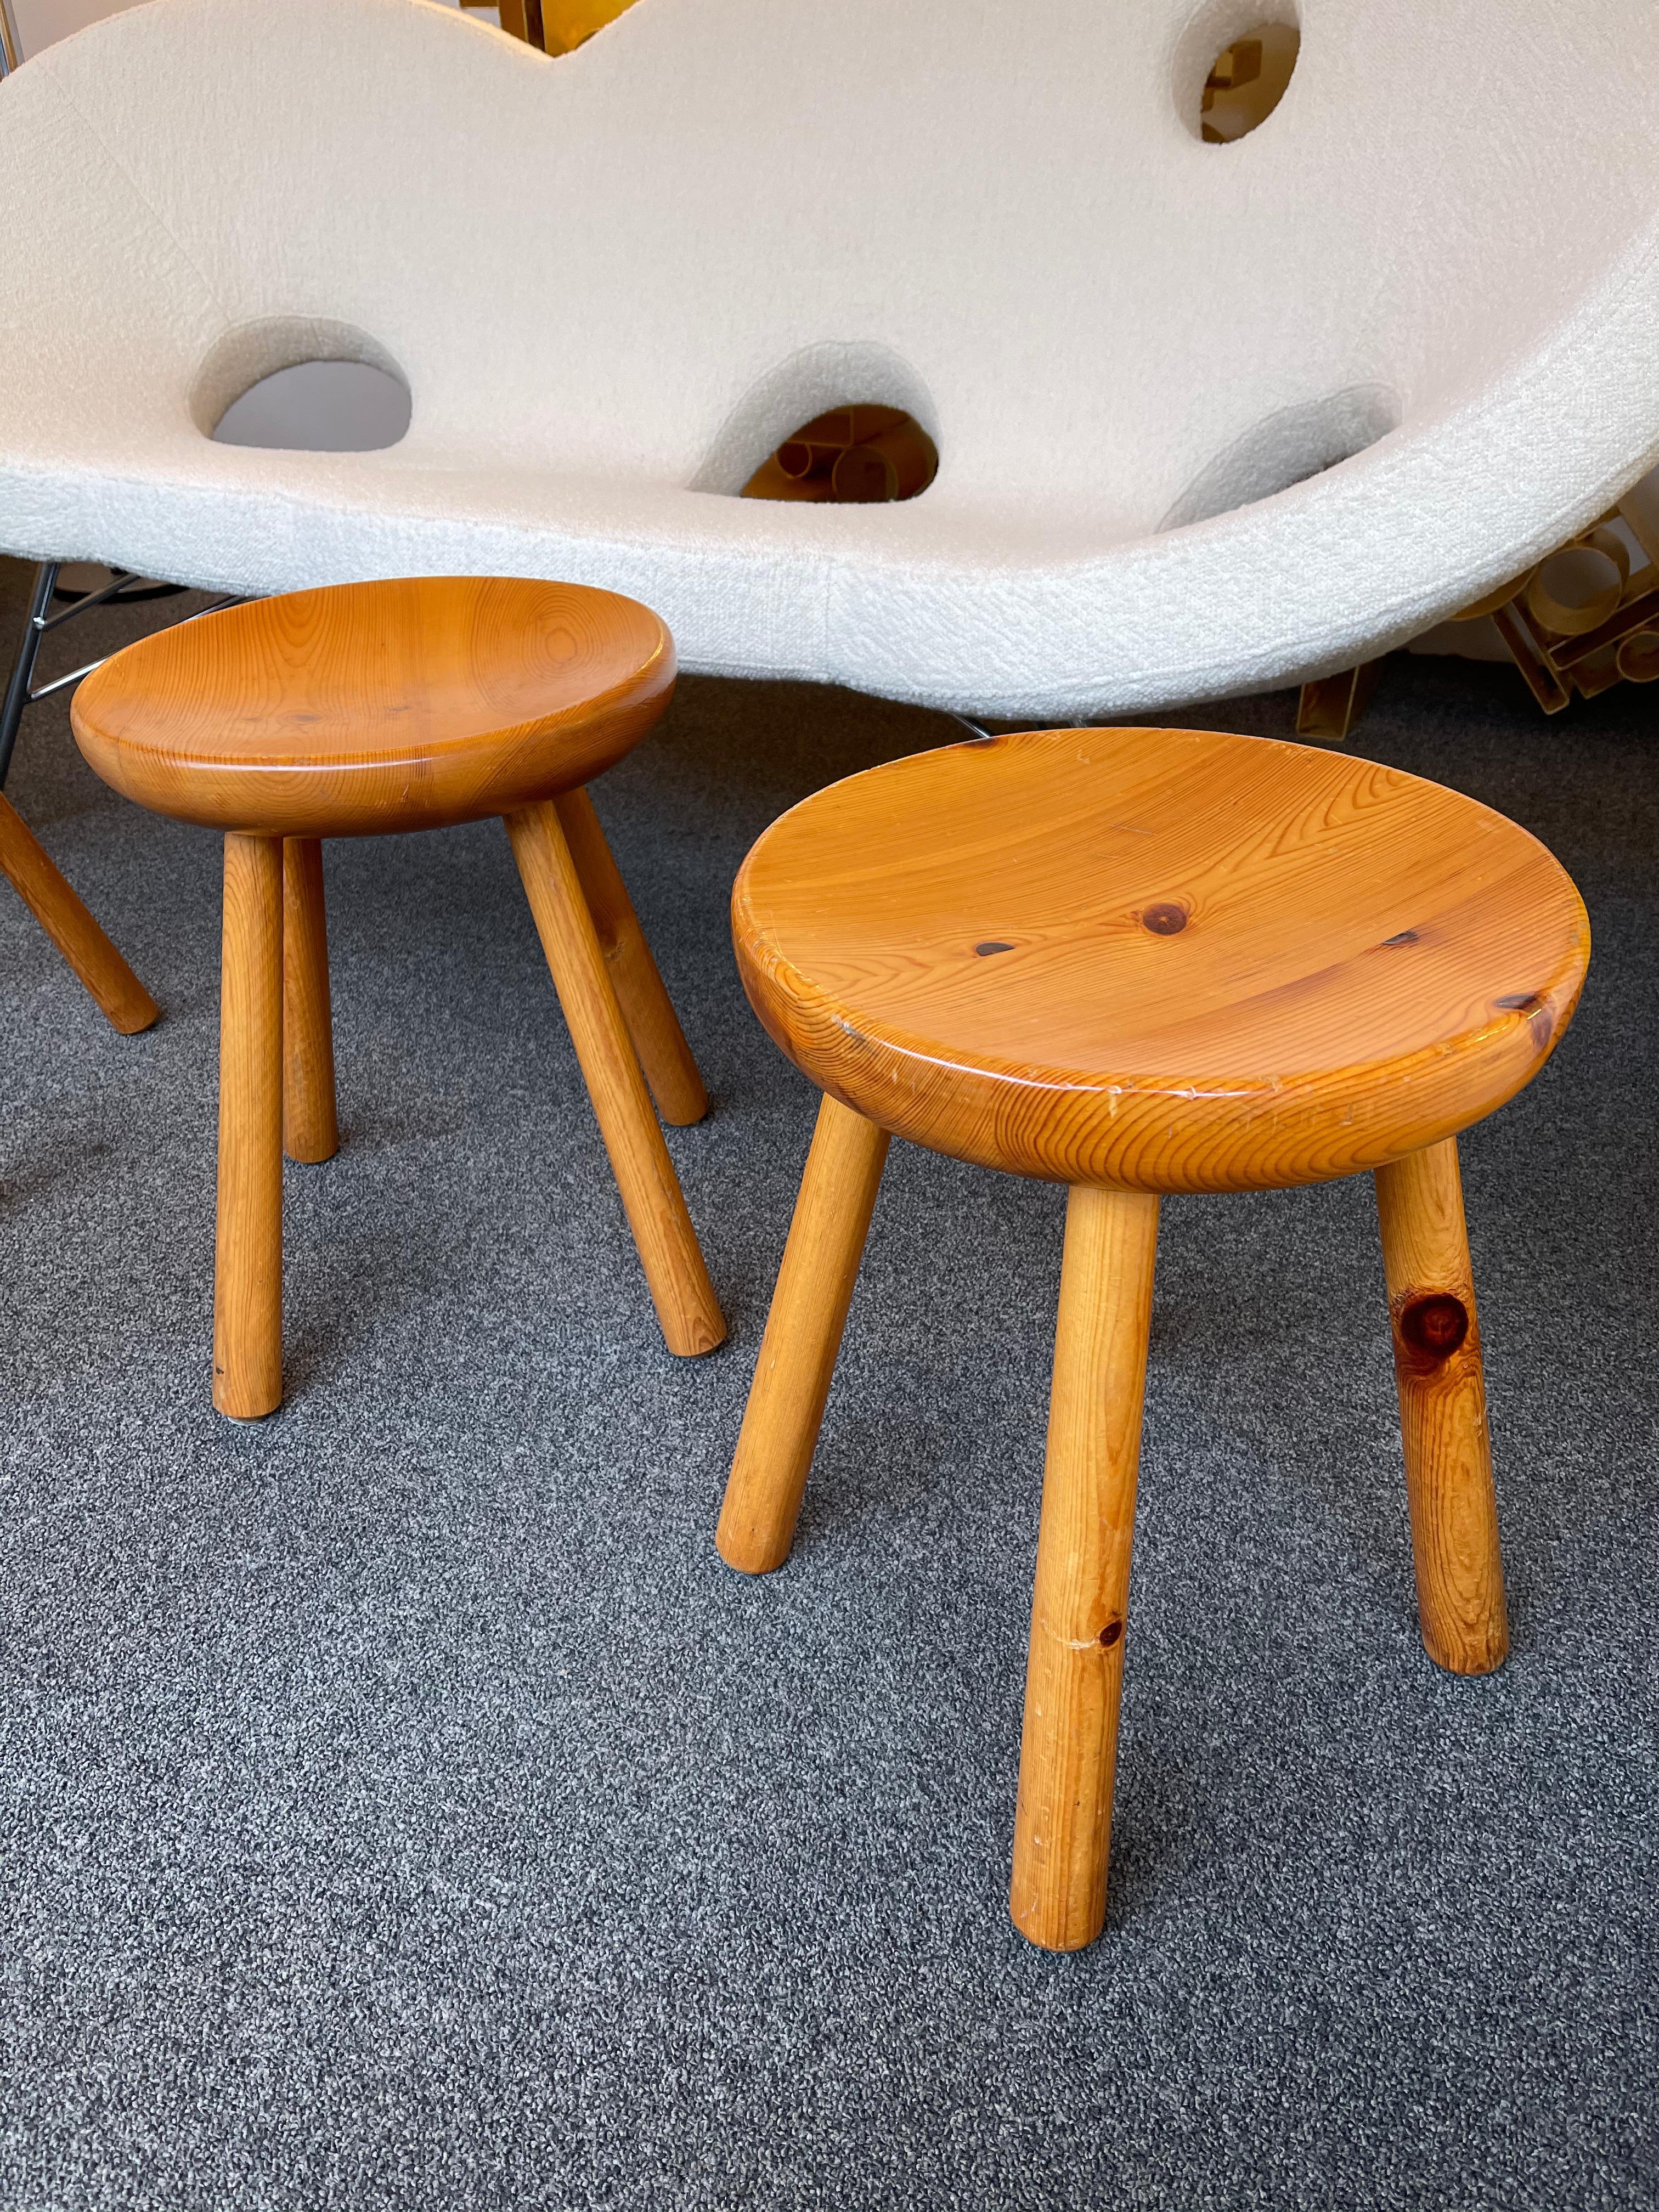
3,0,1659,716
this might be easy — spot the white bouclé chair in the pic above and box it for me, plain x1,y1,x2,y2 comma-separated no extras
3,0,1659,720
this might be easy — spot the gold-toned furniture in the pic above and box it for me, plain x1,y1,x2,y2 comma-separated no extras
1201,26,1300,143
717,723,1588,1950
1449,500,1659,715
741,407,939,506
71,575,723,1418
1300,493,1659,742
461,0,635,55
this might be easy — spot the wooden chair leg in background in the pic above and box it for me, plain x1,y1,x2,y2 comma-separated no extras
1011,1184,1160,1952
0,791,157,1034
214,833,285,1420
281,837,339,1165
1374,1137,1508,1675
553,786,709,1126
717,1093,890,1572
505,799,724,1357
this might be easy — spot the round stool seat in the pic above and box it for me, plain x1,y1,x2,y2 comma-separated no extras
71,576,673,837
734,725,1590,1193
66,571,720,1420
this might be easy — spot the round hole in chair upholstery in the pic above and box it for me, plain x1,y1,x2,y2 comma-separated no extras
215,362,411,452
742,406,939,505
194,317,411,452
1159,383,1400,532
695,340,940,498
1201,23,1299,141
1173,7,1300,144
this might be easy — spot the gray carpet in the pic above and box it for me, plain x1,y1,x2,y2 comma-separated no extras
1,576,1655,2211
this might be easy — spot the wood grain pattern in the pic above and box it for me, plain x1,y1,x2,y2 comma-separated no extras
71,577,675,837
507,799,724,1358
1011,1185,1159,1950
1374,1138,1508,1674
554,786,708,1127
733,726,1589,1193
281,837,338,1165
214,833,284,1420
718,1094,890,1573
0,792,159,1034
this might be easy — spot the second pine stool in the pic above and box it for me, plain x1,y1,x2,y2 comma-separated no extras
72,575,724,1417
717,724,1589,1950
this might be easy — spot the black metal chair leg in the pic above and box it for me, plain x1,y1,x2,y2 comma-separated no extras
0,561,57,790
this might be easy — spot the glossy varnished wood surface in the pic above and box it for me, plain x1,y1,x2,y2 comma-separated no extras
214,833,284,1419
718,1094,891,1572
733,727,1590,1194
281,838,339,1165
1011,1184,1159,1951
0,791,159,1034
506,799,724,1358
71,578,675,837
554,787,709,1127
1374,1138,1508,1674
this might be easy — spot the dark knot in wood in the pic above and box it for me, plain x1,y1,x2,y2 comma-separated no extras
974,939,1015,957
1496,989,1555,1051
1140,902,1188,936
1382,929,1419,947
1398,1291,1470,1364
1098,1618,1124,1648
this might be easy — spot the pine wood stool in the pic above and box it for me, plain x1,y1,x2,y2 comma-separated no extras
71,575,724,1418
717,725,1589,1951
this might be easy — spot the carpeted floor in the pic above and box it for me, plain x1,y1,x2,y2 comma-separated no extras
1,577,1655,2211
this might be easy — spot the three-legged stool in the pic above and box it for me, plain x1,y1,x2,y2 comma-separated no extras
72,575,724,1416
716,724,1588,1949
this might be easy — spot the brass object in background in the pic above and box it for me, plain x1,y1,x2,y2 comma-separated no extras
1296,659,1383,744
742,407,939,506
1305,492,1659,742
1201,24,1300,143
462,0,637,55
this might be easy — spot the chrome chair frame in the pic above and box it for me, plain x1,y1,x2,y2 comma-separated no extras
0,564,240,789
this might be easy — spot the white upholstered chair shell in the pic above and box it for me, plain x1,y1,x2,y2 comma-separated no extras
3,0,1659,719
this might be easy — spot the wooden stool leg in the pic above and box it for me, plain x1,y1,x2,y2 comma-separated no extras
553,787,709,1126
1011,1184,1159,1951
717,1093,890,1572
505,800,725,1357
281,837,339,1164
0,792,158,1034
214,833,284,1419
1374,1138,1508,1675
